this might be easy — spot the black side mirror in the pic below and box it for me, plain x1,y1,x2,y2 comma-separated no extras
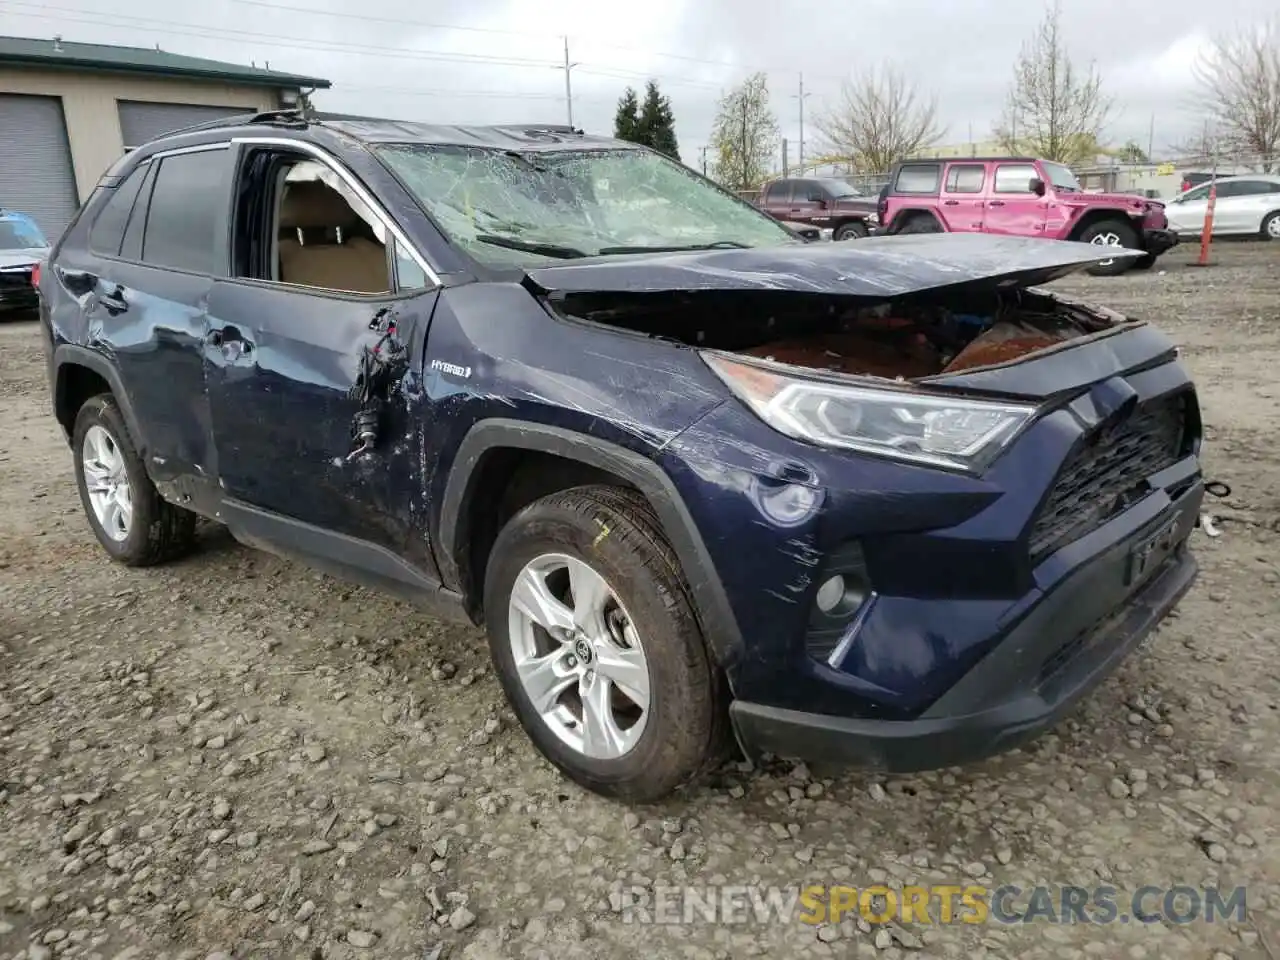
1029,177,1047,196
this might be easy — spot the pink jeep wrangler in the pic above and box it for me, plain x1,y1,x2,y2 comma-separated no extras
877,157,1179,276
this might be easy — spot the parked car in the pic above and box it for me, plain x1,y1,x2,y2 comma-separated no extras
1164,174,1280,241
758,177,878,240
1179,172,1215,193
877,157,1179,275
41,112,1204,801
0,209,50,317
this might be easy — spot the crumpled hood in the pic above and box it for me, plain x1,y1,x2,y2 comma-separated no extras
525,233,1141,299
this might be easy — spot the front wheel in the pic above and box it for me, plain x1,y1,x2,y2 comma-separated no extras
483,485,724,802
833,221,870,241
1079,219,1140,276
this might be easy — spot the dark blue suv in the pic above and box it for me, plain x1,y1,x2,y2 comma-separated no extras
38,110,1204,801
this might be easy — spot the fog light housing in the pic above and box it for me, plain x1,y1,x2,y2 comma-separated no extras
815,575,845,614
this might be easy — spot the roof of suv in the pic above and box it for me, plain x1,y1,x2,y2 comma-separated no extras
140,109,628,153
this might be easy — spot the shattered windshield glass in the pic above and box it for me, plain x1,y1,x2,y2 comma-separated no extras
375,144,798,265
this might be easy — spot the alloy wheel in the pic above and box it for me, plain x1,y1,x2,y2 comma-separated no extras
82,424,133,541
507,553,651,760
1089,230,1122,267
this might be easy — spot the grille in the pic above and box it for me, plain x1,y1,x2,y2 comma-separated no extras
1029,393,1188,561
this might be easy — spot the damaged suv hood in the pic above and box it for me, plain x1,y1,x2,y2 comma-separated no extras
525,233,1141,299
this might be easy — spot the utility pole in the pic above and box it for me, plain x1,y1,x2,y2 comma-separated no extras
560,37,579,128
1147,113,1155,161
700,145,709,176
792,73,811,173
782,137,789,177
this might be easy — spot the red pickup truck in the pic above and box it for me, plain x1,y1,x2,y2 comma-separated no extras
757,177,879,240
877,157,1179,275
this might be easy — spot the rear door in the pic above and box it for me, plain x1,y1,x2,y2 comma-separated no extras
1216,179,1280,234
983,162,1047,235
939,162,987,232
70,143,231,503
760,180,791,219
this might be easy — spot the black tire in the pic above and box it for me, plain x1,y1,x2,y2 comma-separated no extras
72,393,198,566
1131,253,1157,270
896,214,942,235
483,484,725,802
1260,211,1280,242
833,220,870,241
1078,219,1140,276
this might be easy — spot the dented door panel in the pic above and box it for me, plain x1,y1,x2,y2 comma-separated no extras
203,279,440,563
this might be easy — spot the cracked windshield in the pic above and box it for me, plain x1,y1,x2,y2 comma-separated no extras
376,144,797,264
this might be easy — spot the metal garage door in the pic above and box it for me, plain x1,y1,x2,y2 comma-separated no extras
0,94,80,240
118,101,250,149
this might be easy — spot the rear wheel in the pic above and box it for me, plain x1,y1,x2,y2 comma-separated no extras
1261,211,1280,241
896,214,942,235
483,485,724,801
1079,219,1140,276
833,220,870,241
72,394,198,566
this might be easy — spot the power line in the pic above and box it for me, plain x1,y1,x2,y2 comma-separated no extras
227,0,856,82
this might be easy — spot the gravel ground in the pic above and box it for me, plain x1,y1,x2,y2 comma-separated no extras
2,241,1279,960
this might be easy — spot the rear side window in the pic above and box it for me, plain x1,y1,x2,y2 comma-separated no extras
894,164,941,194
766,181,792,203
141,148,230,275
88,163,149,256
945,164,985,193
993,163,1038,193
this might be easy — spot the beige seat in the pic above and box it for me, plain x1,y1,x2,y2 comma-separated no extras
277,180,389,294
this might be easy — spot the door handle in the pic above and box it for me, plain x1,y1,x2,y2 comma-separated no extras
98,285,128,315
988,200,1006,207
205,329,224,347
944,199,960,206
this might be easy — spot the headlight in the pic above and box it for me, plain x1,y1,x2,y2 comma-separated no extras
703,354,1037,471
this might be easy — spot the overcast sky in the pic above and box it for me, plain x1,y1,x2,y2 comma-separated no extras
2,0,1275,167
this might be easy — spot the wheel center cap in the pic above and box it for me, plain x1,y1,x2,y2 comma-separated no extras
573,637,594,665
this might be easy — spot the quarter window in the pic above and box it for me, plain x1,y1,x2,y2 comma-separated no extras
894,164,941,194
89,163,150,257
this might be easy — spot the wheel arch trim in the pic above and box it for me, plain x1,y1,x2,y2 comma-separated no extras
438,419,745,674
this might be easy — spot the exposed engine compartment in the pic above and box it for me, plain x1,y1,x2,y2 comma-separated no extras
553,285,1126,380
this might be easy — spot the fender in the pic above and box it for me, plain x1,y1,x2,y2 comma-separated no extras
439,419,745,674
52,344,149,454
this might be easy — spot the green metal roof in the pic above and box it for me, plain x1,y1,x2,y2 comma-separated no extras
0,35,330,89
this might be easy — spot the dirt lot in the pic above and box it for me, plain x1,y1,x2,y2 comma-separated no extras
2,241,1279,960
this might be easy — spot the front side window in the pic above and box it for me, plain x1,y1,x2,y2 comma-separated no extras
141,148,230,274
816,178,863,198
375,144,797,266
0,217,47,250
993,163,1038,193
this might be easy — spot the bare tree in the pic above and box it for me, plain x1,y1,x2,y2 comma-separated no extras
994,0,1112,165
1192,21,1280,171
813,65,945,173
710,72,779,191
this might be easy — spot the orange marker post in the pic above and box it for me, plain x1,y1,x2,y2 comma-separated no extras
1197,182,1217,266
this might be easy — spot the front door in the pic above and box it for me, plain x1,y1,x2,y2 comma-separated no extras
203,143,441,571
983,162,1048,236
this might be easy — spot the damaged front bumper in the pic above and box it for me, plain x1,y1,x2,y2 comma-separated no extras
729,481,1203,771
1143,228,1179,256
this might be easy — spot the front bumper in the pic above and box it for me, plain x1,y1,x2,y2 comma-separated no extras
1142,228,1179,256
730,484,1202,771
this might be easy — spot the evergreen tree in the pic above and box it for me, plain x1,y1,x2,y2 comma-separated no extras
613,87,641,143
638,80,680,159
